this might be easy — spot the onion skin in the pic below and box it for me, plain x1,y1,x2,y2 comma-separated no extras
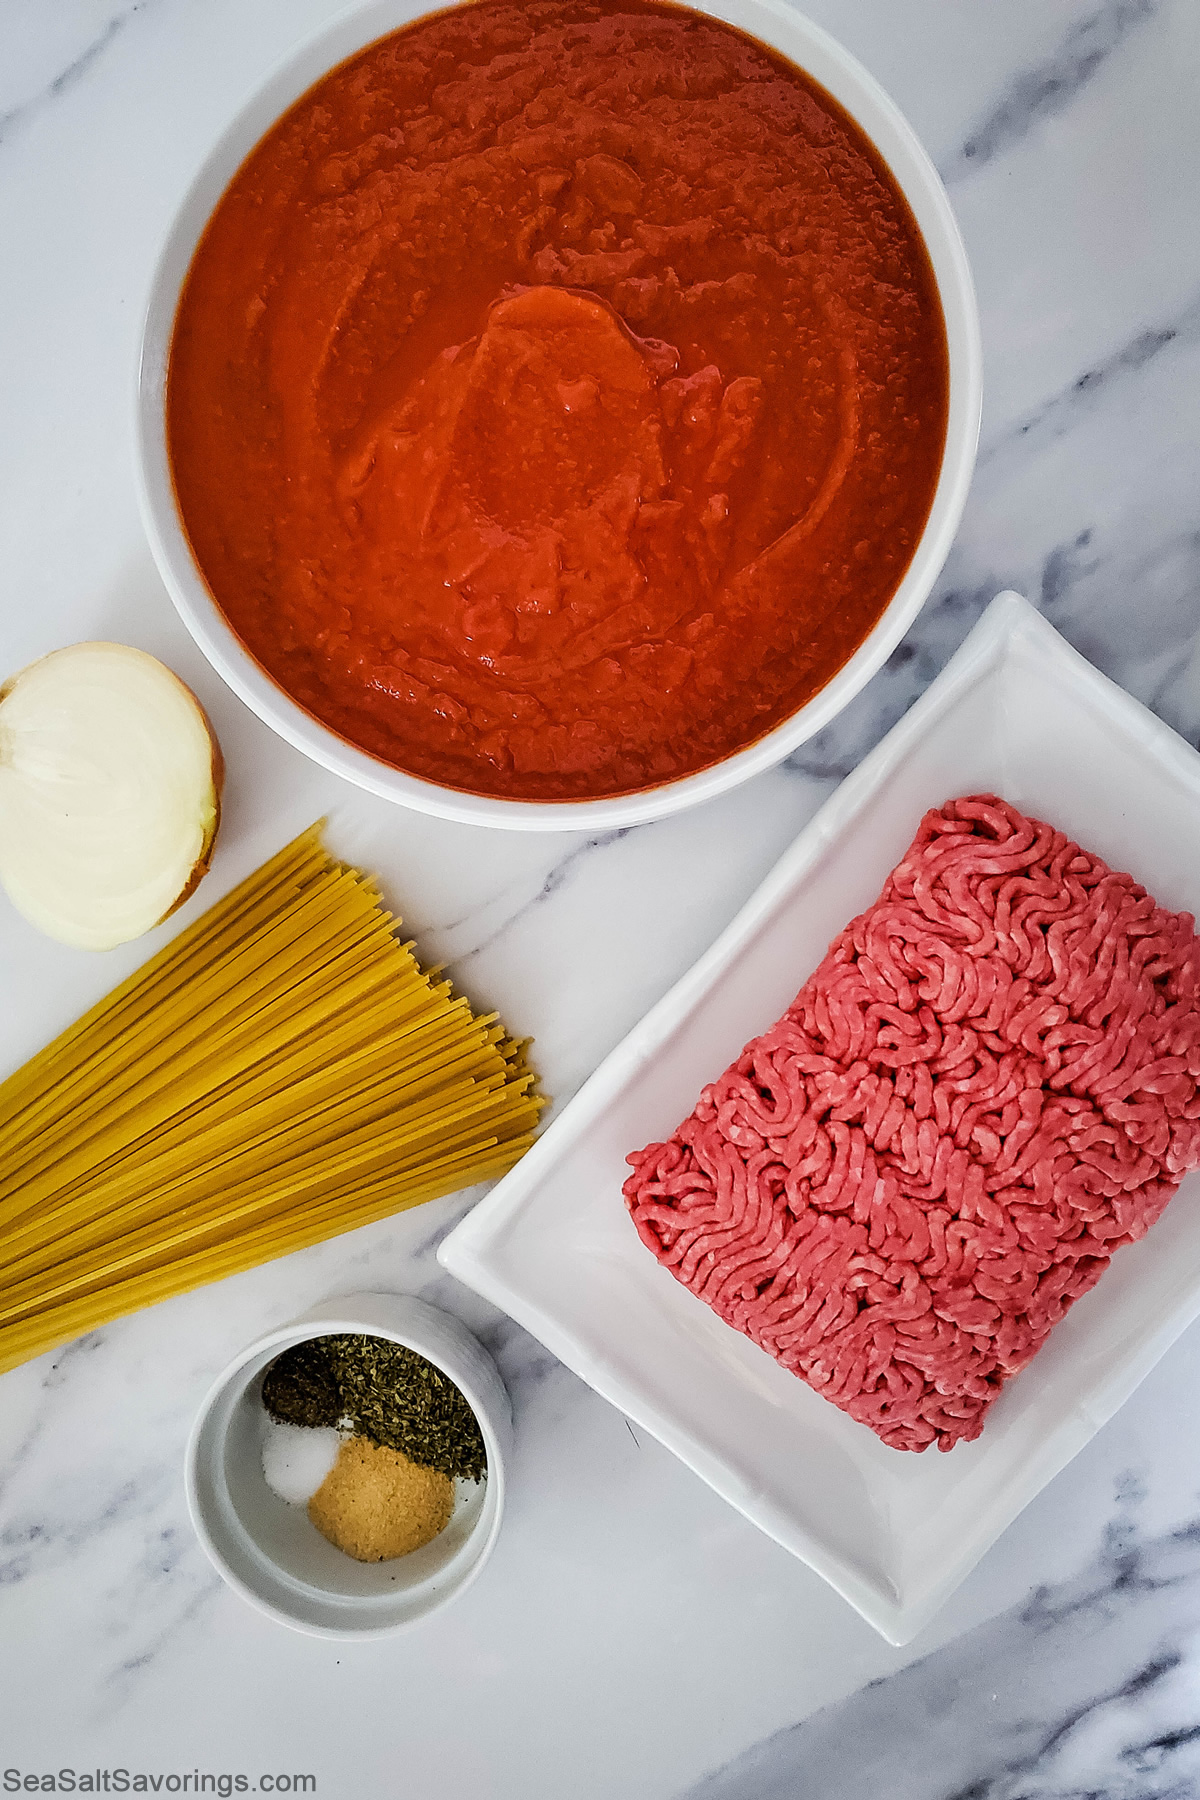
154,690,224,927
0,643,226,949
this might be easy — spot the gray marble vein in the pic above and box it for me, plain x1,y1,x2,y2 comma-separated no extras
781,578,1002,786
683,1485,1200,1800
101,1558,223,1711
0,4,150,147
945,0,1161,181
979,289,1200,473
1,1460,162,1592
431,825,635,965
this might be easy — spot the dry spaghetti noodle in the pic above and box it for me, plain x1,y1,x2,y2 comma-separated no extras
0,826,544,1374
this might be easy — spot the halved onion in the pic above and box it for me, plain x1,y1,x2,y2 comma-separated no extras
0,643,223,950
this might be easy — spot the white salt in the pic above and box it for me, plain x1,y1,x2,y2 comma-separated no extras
261,1419,342,1506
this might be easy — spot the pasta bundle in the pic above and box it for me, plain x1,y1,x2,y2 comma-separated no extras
0,827,544,1375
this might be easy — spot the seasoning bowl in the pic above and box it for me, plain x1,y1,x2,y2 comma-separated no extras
135,0,981,832
185,1292,510,1638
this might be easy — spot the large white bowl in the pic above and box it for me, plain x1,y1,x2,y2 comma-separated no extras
136,0,982,831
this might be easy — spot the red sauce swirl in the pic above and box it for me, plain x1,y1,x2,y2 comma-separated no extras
168,0,949,799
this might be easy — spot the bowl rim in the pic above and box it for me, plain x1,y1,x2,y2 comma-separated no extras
136,0,982,831
184,1291,510,1638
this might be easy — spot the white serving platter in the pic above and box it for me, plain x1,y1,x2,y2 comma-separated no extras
439,591,1200,1643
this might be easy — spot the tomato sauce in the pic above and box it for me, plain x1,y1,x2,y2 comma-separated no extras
167,0,949,800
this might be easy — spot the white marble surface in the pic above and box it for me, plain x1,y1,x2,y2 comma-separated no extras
2,0,1200,1793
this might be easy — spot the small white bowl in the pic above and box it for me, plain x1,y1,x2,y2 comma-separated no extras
136,0,981,831
185,1293,510,1638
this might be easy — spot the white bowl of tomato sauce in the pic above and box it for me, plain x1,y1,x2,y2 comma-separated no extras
136,0,981,831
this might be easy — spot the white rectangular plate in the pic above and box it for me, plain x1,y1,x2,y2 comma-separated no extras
439,592,1200,1643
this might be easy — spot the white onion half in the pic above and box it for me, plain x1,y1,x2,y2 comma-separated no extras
0,642,223,950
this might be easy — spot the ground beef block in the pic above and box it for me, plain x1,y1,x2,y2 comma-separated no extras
624,795,1200,1450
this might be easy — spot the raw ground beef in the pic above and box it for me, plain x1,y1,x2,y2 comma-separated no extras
624,796,1200,1450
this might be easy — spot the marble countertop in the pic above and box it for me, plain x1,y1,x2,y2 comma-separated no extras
3,0,1200,1793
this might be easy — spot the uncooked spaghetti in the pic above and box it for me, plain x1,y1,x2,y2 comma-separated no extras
0,826,544,1374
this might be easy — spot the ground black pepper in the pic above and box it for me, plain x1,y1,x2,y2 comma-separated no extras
261,1336,342,1429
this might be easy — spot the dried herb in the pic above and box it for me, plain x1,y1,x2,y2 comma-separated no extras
260,1332,487,1483
261,1337,342,1429
329,1336,487,1483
